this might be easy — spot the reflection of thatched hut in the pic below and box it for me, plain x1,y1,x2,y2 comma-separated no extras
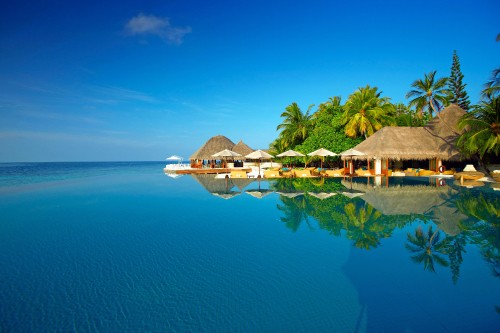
361,186,454,216
190,135,235,161
342,104,466,174
427,204,467,236
232,140,254,157
191,174,234,194
231,178,255,191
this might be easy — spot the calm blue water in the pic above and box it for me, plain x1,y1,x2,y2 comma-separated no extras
0,162,499,332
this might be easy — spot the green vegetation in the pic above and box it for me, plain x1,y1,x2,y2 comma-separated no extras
448,50,471,111
342,85,396,139
271,47,499,162
406,71,450,118
457,95,500,159
275,102,314,150
270,178,500,287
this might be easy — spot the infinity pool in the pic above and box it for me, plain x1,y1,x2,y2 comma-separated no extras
0,162,499,332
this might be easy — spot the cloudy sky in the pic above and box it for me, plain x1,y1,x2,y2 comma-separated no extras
1,0,499,162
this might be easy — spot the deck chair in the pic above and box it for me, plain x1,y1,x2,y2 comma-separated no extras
230,171,248,178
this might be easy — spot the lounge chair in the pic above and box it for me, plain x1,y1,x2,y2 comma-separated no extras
355,168,371,177
418,169,437,176
404,168,417,176
293,169,314,178
230,170,248,178
264,170,281,178
324,169,344,177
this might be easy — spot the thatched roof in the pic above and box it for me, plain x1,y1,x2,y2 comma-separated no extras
232,140,254,157
343,104,466,161
349,127,439,160
190,135,235,160
425,104,465,141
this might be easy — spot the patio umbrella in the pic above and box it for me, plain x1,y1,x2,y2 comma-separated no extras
245,150,274,178
246,189,273,199
276,191,304,198
212,149,242,168
166,155,183,161
308,192,337,200
341,190,365,199
340,148,366,175
307,148,337,169
166,155,183,167
212,191,241,200
277,149,305,169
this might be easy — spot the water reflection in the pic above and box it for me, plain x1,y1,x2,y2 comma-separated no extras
405,225,449,273
191,175,500,285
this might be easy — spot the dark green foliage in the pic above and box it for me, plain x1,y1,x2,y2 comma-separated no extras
448,50,471,111
393,103,429,127
457,96,500,159
295,103,362,161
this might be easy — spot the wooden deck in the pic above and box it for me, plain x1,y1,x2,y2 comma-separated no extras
169,168,252,175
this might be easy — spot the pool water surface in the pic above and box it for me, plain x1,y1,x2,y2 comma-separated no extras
0,162,499,332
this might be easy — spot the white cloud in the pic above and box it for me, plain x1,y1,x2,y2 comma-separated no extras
125,13,192,45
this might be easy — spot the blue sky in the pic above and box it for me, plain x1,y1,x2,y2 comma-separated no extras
1,0,499,162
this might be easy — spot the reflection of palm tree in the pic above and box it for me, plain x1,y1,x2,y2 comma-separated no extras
341,202,389,250
276,196,314,232
406,225,449,272
446,234,467,284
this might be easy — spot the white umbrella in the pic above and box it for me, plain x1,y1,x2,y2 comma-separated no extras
212,149,242,158
245,150,274,177
307,148,337,169
277,149,305,170
212,149,242,168
276,191,304,198
276,149,305,157
212,191,241,200
341,190,365,199
308,192,337,200
246,189,273,199
166,155,183,161
340,149,366,175
245,150,274,159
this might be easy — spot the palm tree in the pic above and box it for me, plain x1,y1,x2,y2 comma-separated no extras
406,71,450,118
457,95,500,159
268,138,287,156
482,69,500,98
276,102,314,149
342,85,396,138
405,225,449,272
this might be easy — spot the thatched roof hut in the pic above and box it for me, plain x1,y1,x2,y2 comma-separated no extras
190,135,235,160
343,104,466,161
232,140,254,157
